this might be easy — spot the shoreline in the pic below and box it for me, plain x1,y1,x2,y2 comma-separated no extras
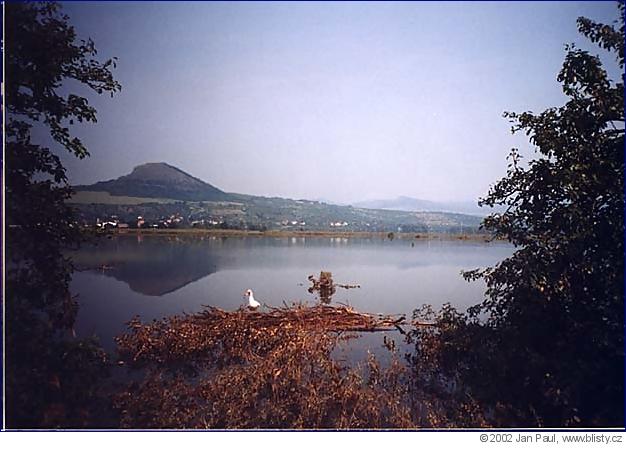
106,228,497,241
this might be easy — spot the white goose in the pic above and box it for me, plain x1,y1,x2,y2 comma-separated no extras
244,289,261,309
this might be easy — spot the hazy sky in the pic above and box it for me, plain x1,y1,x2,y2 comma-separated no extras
52,1,622,203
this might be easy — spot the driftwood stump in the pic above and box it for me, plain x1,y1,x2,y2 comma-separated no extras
307,271,360,304
308,271,336,303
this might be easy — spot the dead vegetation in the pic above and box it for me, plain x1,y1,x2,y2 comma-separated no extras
113,303,476,429
116,304,405,367
111,270,488,429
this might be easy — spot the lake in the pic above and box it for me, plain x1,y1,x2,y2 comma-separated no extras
70,234,513,354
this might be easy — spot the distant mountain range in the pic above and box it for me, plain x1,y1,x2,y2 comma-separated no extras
352,196,498,216
71,163,486,233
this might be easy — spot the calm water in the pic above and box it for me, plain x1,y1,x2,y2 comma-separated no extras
70,235,513,353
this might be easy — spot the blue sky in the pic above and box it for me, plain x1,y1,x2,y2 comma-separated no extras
53,1,622,203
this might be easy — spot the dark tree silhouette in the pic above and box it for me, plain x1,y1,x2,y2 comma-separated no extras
411,3,624,427
5,2,121,428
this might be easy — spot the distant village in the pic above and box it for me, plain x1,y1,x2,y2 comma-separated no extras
84,211,474,234
91,214,367,231
73,193,482,234
94,214,185,230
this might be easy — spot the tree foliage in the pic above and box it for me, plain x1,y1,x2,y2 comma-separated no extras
5,2,120,428
412,3,624,427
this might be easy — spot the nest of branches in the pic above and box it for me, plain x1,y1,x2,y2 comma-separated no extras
113,304,432,429
116,304,406,368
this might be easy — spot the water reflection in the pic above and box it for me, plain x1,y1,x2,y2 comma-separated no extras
71,236,222,296
70,235,513,351
71,235,511,299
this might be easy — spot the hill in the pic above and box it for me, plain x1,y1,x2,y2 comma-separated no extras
76,162,229,202
70,163,485,233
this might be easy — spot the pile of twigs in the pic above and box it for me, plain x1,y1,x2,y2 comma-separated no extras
193,303,406,332
113,304,428,429
115,304,407,367
113,304,452,429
